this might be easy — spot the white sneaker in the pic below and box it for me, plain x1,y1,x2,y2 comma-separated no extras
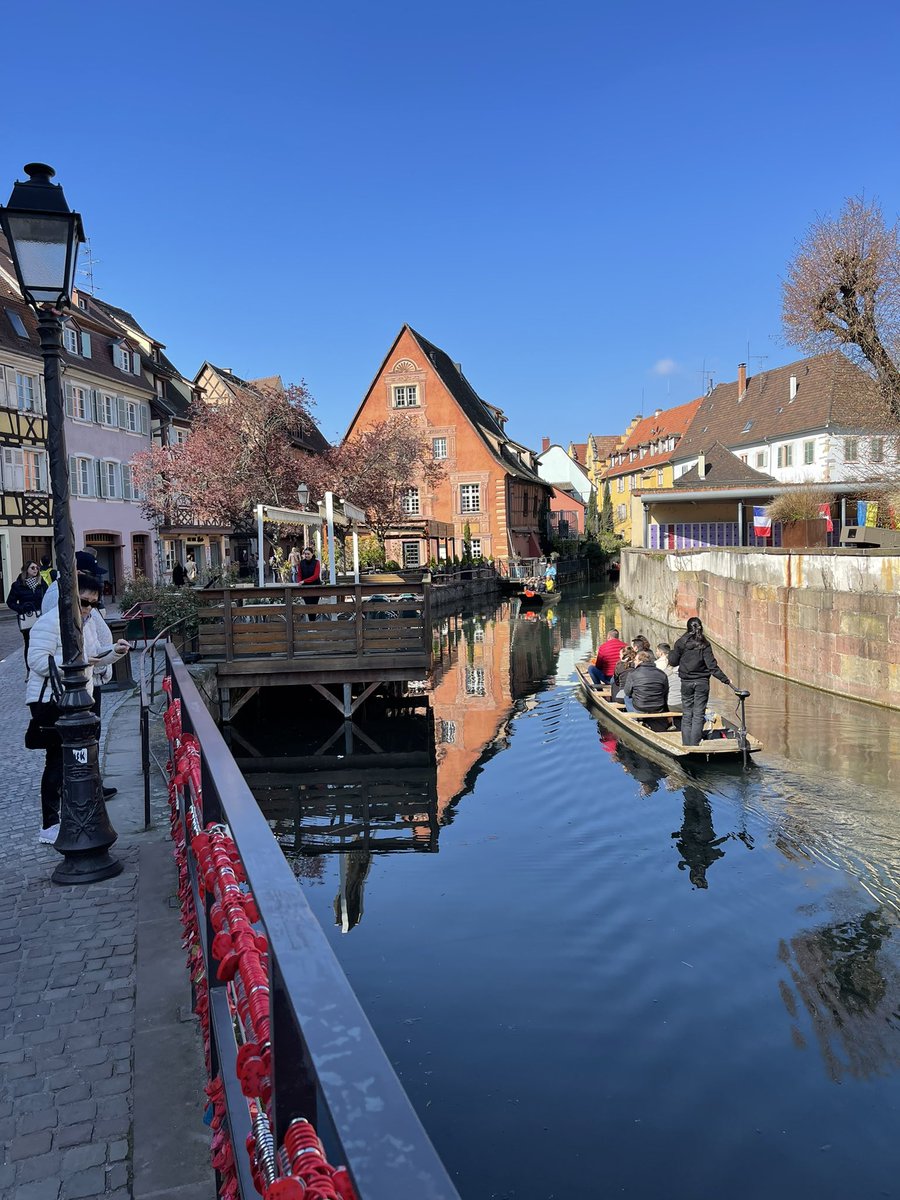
38,824,60,844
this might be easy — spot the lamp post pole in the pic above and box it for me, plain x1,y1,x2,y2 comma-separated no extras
1,164,121,884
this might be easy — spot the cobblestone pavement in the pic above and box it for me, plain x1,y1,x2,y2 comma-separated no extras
1,647,143,1200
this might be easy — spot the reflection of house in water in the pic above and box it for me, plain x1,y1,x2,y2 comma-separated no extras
778,908,900,1081
431,603,560,816
237,704,439,932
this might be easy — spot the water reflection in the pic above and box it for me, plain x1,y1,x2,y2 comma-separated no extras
779,908,900,1081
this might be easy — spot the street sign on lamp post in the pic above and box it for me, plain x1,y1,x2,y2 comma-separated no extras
0,164,121,884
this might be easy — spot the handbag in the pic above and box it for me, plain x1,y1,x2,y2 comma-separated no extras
24,678,61,751
18,611,38,631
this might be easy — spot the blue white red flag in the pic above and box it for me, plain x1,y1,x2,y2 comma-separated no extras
753,506,771,537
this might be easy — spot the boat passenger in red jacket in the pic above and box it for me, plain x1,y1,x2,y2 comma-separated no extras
589,629,627,686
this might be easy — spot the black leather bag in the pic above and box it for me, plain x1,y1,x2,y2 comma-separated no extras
25,697,61,751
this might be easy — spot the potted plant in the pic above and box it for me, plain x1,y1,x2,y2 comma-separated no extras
767,485,834,548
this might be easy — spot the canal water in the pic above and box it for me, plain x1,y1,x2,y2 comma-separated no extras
235,592,900,1199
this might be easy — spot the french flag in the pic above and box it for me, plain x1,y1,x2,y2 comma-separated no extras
753,506,771,537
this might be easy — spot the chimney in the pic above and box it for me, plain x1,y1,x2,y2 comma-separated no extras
453,361,463,374
654,408,663,418
789,374,798,401
697,452,706,478
737,362,747,396
541,436,550,453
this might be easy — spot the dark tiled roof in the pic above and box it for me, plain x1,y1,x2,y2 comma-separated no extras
675,353,886,460
673,442,778,488
407,327,546,486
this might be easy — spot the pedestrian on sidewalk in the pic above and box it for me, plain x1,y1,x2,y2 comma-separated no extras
7,561,47,677
26,571,130,845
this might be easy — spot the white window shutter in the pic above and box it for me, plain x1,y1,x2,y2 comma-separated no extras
68,455,78,496
38,451,48,493
80,331,91,358
37,374,45,413
64,383,74,418
140,404,149,436
0,366,7,407
122,463,132,501
116,396,126,427
132,350,141,376
5,448,25,491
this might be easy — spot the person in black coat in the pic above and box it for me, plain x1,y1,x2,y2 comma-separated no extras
668,617,733,746
7,561,47,676
624,650,670,731
172,560,186,587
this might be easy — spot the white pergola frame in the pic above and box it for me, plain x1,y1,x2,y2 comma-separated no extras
255,492,368,586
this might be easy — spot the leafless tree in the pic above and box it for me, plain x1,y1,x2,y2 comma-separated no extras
783,196,900,422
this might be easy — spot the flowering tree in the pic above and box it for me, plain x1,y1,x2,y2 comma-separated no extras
297,416,444,554
132,380,319,528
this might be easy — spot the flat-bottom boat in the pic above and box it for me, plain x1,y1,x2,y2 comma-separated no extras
575,662,762,762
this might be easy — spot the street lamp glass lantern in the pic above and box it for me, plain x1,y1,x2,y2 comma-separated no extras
0,164,85,308
297,482,310,508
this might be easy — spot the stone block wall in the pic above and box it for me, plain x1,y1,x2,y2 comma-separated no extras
620,548,900,709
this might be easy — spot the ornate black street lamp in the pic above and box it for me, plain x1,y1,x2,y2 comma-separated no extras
1,163,121,884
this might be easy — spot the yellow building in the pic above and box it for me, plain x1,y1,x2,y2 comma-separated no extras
602,399,702,543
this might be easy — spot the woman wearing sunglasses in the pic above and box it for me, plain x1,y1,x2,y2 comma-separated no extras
25,571,130,845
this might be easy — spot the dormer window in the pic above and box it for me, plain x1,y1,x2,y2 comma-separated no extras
742,420,753,433
63,326,80,354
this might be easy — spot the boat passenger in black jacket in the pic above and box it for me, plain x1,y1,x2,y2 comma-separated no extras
668,618,733,746
624,650,669,731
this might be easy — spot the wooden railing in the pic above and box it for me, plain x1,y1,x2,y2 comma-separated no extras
195,583,430,663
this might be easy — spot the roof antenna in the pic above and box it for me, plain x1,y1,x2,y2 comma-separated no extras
77,237,101,295
641,387,644,416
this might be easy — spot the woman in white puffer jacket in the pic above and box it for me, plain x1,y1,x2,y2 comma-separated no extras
26,572,129,843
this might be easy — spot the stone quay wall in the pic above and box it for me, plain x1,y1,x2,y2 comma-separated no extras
619,547,900,709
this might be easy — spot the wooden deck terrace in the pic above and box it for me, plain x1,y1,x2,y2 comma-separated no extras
196,582,432,719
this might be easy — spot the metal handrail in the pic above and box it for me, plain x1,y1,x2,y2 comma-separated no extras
164,642,460,1199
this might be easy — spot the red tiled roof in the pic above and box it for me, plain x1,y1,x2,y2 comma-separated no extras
603,398,703,478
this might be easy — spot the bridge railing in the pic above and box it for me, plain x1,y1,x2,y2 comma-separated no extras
163,642,460,1199
194,582,430,662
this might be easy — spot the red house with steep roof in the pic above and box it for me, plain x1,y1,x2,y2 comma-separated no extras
345,326,550,567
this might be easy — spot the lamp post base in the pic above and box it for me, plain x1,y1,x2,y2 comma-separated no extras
52,852,123,886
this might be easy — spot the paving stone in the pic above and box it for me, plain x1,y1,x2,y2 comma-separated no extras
16,1150,62,1183
9,1129,53,1160
57,1099,97,1125
108,1138,128,1161
53,1121,94,1149
16,1108,58,1134
61,1165,106,1199
61,1142,107,1172
105,1162,129,1190
15,1180,61,1200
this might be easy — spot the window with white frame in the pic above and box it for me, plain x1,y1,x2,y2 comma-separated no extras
432,436,447,460
616,477,624,493
24,449,48,493
114,344,132,372
401,486,420,515
460,483,480,513
871,436,885,463
173,427,188,445
776,444,794,468
470,538,482,559
75,457,94,497
439,719,456,745
804,440,815,465
392,384,419,408
465,667,485,696
103,461,119,498
756,451,767,469
99,393,116,426
63,326,80,354
844,437,858,463
1,448,25,490
67,384,89,421
657,469,664,486
16,372,37,411
126,401,140,432
617,504,627,521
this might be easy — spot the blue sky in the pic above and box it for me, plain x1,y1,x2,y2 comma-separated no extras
5,0,900,449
